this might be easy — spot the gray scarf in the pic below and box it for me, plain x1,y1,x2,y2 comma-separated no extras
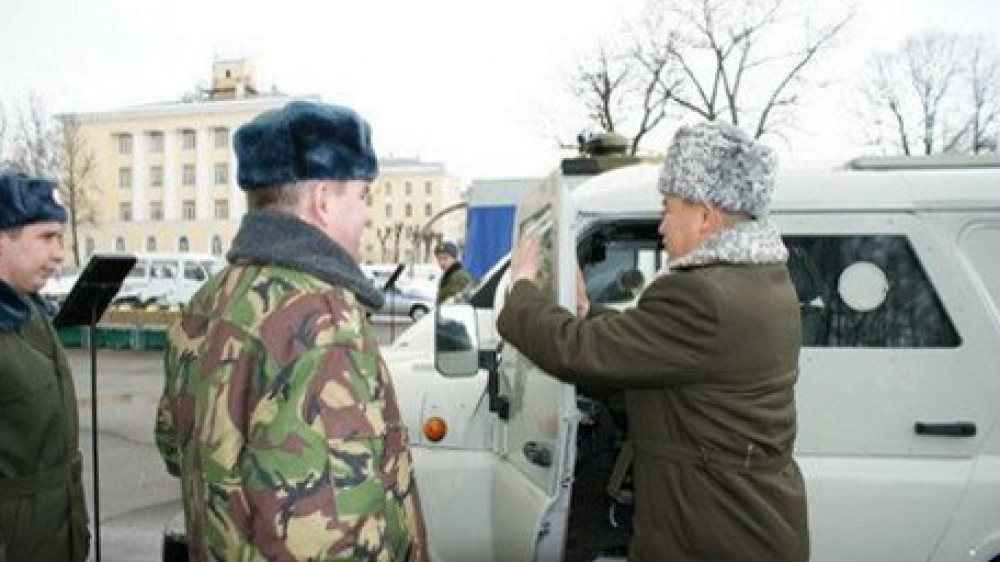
667,219,788,271
227,209,383,309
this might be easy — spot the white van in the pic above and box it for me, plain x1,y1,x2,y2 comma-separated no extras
44,252,223,307
383,155,1000,561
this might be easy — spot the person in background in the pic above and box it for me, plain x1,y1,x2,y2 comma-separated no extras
154,100,428,561
433,240,474,304
0,172,90,562
497,121,809,561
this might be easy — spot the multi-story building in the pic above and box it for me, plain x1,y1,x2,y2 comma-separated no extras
65,59,464,265
364,158,464,265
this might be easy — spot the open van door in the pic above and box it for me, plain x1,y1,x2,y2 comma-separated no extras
493,171,579,561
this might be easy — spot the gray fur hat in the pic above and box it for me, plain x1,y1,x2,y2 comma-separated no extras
658,121,776,218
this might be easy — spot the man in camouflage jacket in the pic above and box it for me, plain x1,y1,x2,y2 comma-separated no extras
155,101,427,561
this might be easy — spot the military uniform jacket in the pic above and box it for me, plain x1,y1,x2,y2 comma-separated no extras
436,262,474,304
0,282,89,562
156,210,427,562
497,264,809,561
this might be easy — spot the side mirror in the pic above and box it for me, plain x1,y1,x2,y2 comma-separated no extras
434,303,479,377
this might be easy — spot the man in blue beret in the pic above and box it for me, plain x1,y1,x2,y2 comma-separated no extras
155,100,429,561
0,171,91,561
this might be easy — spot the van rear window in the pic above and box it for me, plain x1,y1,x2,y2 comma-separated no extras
785,235,960,348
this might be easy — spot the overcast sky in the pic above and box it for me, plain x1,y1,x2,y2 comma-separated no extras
2,0,998,180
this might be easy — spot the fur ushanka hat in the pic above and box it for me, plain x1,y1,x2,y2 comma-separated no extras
234,100,379,190
0,172,67,230
658,121,777,218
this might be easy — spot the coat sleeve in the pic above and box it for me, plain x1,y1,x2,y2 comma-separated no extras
154,341,180,477
496,275,721,389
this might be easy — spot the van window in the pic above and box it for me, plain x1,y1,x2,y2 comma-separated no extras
959,223,1000,319
184,262,207,282
128,262,147,279
785,235,960,348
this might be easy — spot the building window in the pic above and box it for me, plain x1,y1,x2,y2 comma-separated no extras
424,181,432,195
182,200,196,220
118,202,131,221
405,203,412,217
211,235,223,256
148,132,164,153
181,130,196,150
405,181,412,196
150,201,164,221
115,236,126,252
182,164,196,186
425,203,433,217
385,204,392,218
385,182,392,197
214,199,229,220
146,236,157,252
178,236,189,252
214,163,228,184
118,167,132,189
365,194,373,206
116,134,133,155
214,127,229,149
150,166,163,188
84,237,95,257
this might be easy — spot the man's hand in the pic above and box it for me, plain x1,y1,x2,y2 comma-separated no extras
575,266,590,317
510,234,541,283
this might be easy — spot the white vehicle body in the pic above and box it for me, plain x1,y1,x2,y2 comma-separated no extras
385,157,1000,562
43,252,222,306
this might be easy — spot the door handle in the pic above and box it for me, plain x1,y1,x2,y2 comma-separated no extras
523,441,553,467
914,422,977,437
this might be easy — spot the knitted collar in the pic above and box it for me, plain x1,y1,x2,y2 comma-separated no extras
226,209,384,309
668,219,788,271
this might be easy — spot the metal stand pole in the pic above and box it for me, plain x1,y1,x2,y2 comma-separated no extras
89,310,101,562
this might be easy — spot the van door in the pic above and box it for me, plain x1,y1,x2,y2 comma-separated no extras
493,171,579,561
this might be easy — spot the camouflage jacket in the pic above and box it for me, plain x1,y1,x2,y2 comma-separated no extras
155,210,427,561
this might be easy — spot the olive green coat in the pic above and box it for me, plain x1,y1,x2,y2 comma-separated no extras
0,286,89,562
497,264,809,561
436,262,474,304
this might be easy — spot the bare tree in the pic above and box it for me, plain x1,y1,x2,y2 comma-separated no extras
57,115,100,265
0,102,9,166
856,31,999,155
376,227,392,262
10,94,60,176
569,0,851,148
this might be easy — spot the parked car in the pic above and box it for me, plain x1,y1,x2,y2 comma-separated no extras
370,264,434,320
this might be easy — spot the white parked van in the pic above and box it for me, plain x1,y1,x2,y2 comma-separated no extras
44,252,222,307
383,155,1000,561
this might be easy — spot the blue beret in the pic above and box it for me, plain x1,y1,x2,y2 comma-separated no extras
234,100,379,190
0,172,68,230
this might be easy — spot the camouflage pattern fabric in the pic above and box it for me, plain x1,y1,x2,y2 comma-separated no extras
156,263,427,561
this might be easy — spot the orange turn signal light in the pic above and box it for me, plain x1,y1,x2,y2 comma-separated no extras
423,416,447,442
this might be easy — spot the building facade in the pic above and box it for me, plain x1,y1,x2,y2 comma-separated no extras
65,60,464,265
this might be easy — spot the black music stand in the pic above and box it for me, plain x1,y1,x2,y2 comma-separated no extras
53,254,137,562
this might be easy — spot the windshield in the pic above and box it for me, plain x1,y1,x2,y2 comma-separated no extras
512,171,563,301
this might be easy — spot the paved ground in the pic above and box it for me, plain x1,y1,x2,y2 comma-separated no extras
70,318,411,561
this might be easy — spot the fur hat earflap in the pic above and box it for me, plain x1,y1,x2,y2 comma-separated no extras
235,100,379,190
658,121,776,218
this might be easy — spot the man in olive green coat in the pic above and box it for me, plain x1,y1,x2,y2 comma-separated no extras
498,122,809,561
434,241,474,304
155,101,427,561
0,172,90,562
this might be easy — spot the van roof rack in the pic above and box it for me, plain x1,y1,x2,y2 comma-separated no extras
846,154,1000,171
